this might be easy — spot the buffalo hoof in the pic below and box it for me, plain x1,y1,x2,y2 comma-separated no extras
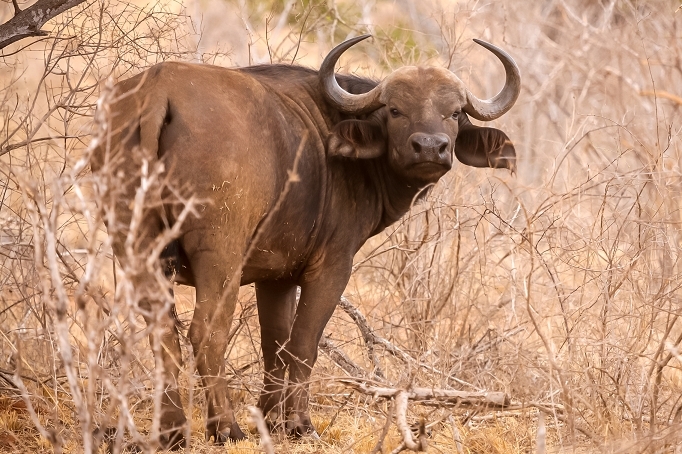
206,421,247,444
264,418,287,435
286,415,319,439
159,410,187,450
95,427,147,453
159,428,186,451
256,410,285,434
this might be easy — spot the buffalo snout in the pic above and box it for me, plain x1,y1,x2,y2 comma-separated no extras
400,132,453,181
409,132,450,156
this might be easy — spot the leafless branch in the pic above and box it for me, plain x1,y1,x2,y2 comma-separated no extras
319,335,370,379
0,0,88,49
340,379,510,408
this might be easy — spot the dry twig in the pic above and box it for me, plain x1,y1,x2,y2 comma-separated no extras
248,406,275,454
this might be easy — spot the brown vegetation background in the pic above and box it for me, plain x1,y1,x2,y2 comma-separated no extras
1,0,682,452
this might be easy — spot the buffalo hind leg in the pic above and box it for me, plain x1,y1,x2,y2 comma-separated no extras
255,281,297,430
117,231,187,449
140,294,187,450
106,159,189,449
188,249,247,443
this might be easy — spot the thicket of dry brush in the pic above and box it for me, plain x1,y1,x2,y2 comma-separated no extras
1,0,682,453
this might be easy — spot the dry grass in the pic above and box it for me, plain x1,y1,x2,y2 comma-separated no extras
2,0,682,452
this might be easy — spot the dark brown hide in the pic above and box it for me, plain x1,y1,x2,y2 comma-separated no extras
91,38,519,449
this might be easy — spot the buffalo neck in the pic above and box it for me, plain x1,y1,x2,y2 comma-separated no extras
243,65,425,244
365,156,428,235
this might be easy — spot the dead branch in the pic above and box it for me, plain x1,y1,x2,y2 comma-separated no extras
0,0,88,49
395,391,427,452
337,296,478,389
0,369,19,391
325,296,446,383
338,296,385,377
319,335,371,379
448,416,464,454
340,379,511,409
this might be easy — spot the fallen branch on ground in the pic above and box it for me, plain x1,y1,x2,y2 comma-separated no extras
394,391,428,452
340,379,510,453
340,379,511,408
324,297,520,390
325,298,520,452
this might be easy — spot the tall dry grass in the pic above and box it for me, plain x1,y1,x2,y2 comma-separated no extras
1,0,682,452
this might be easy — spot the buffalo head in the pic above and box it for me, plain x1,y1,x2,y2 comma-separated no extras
322,35,520,184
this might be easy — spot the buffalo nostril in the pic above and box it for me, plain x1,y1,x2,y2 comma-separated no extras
411,134,450,155
411,138,423,153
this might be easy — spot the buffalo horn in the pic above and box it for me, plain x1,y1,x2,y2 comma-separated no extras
463,39,521,121
319,34,385,114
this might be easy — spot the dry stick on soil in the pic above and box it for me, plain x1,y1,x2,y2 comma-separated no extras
341,378,511,453
394,391,427,452
330,296,515,451
340,380,511,408
448,415,464,454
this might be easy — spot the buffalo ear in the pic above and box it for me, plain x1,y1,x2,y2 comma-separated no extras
328,119,386,159
455,114,516,172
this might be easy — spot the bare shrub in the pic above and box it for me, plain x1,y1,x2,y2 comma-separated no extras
1,1,204,452
2,0,682,453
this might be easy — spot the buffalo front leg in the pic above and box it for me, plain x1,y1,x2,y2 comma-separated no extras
255,280,297,429
284,262,352,437
188,250,247,443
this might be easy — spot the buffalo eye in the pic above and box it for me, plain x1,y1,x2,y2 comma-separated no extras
451,111,461,119
390,108,402,118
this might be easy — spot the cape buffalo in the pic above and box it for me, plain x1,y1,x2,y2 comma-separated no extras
92,35,520,448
